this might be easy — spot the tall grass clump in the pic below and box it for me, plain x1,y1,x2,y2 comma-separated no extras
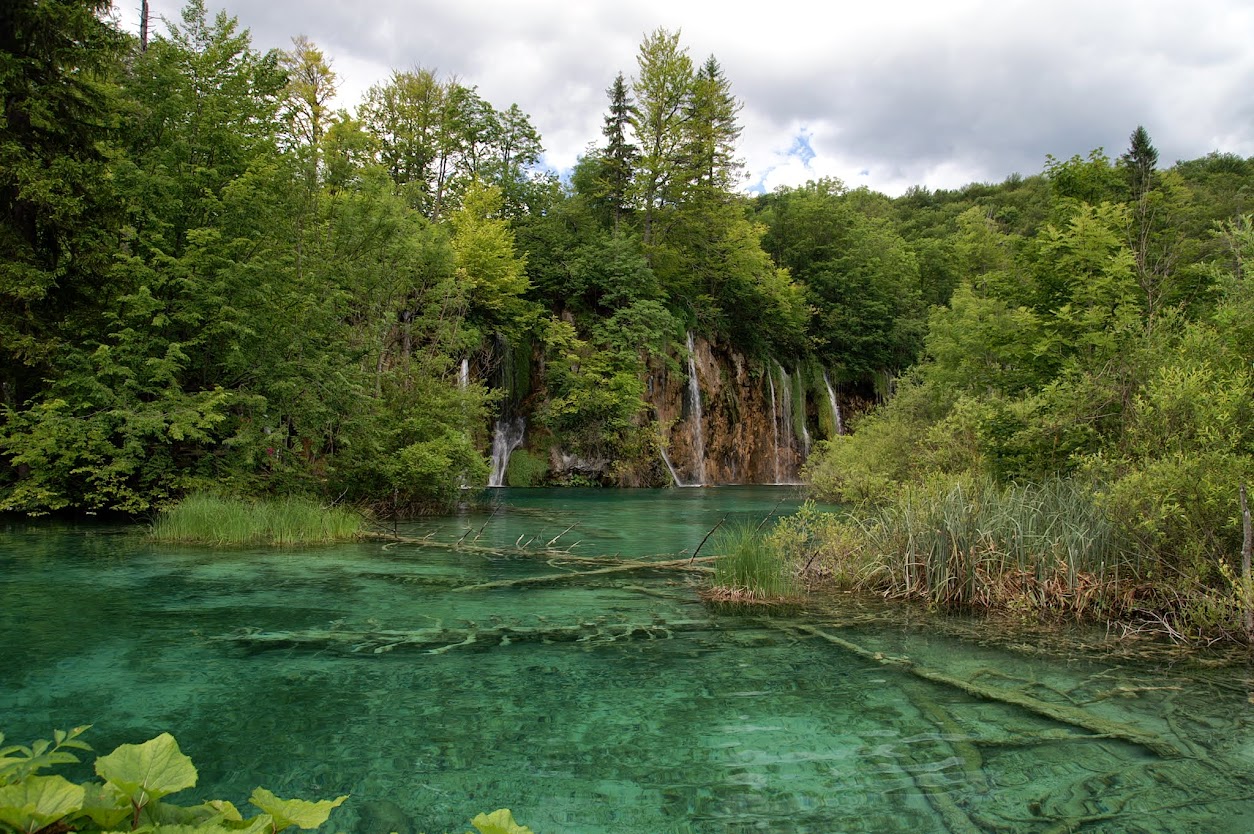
707,521,802,605
150,493,363,546
794,476,1134,618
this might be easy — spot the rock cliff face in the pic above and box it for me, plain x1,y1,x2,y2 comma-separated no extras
644,336,807,485
486,333,854,487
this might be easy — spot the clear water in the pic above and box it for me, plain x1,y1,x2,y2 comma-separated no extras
2,487,1252,834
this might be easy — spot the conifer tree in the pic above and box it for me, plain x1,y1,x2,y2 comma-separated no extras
1121,124,1159,201
684,56,743,195
600,72,638,232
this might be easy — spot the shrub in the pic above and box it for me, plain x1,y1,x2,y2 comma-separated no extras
504,449,549,487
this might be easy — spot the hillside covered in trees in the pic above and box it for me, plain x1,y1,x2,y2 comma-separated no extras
4,0,1254,559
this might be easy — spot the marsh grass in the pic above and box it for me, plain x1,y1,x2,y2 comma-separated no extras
150,493,363,546
708,521,802,604
796,477,1134,618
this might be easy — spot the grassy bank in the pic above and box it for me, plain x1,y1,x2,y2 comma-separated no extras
150,493,363,546
774,476,1253,641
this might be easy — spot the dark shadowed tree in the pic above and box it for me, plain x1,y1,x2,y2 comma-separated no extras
0,0,128,412
1121,125,1159,202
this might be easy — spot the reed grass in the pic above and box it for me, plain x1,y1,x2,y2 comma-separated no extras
821,477,1133,617
150,493,363,546
709,521,802,601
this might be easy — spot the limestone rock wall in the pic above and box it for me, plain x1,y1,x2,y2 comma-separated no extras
494,333,855,487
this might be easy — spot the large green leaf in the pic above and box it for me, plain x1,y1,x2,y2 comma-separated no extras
247,788,347,831
0,774,86,833
94,733,198,807
469,809,534,834
199,799,244,823
78,781,130,829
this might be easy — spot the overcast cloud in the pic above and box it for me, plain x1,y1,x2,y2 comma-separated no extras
117,0,1254,196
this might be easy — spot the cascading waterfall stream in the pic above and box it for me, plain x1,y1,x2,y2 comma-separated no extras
658,447,683,487
488,416,526,487
798,366,812,458
685,332,707,486
777,362,794,482
823,370,844,436
767,369,781,485
459,358,469,389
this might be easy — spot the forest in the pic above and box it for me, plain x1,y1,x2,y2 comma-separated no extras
5,1,1254,637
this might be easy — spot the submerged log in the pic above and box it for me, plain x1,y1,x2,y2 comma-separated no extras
217,618,719,656
788,624,1184,758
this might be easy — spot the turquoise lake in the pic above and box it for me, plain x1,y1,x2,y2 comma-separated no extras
1,486,1252,833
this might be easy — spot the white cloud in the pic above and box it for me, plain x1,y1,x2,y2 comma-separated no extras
121,0,1254,197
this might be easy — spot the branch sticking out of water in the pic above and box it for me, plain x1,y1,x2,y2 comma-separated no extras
690,515,727,563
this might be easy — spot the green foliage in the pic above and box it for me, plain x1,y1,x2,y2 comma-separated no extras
504,449,548,487
149,493,363,546
805,376,970,503
802,192,1254,638
0,2,503,514
0,0,128,399
0,727,348,834
451,183,531,333
1,728,534,834
757,179,925,376
0,727,93,786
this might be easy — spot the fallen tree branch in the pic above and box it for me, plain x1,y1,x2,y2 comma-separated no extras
450,556,717,592
788,624,1185,758
363,530,663,565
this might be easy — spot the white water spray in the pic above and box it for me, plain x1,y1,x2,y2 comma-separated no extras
487,416,526,487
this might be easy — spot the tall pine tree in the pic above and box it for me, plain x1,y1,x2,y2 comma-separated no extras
600,72,637,232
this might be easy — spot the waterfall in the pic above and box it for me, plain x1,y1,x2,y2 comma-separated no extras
767,368,781,485
487,416,526,487
685,332,707,486
459,358,469,389
796,366,812,458
823,370,844,436
772,361,792,441
659,447,683,487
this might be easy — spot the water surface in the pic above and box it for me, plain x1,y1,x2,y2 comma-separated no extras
1,487,1251,833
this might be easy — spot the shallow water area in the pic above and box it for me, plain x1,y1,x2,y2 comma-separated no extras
2,487,1252,834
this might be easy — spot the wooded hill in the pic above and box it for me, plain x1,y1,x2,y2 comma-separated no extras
3,1,1253,529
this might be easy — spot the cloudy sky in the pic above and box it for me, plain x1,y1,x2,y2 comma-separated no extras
116,0,1254,196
